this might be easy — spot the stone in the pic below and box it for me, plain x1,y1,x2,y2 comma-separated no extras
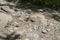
0,12,13,28
0,0,7,4
1,6,15,13
30,12,47,30
42,30,47,34
37,9,43,12
30,12,47,24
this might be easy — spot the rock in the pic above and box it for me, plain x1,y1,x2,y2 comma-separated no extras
0,12,13,28
25,38,30,40
1,6,15,13
42,30,47,34
30,12,47,23
37,9,43,12
0,0,7,4
30,12,47,30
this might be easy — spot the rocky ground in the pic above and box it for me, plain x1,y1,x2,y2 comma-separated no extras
0,0,60,40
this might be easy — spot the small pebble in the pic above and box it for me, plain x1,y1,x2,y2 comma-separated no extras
46,29,50,32
42,30,47,34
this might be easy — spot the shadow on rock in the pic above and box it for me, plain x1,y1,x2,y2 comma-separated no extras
52,14,60,21
0,32,21,40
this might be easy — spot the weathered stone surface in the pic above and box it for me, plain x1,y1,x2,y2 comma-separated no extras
0,12,13,28
1,6,15,13
0,0,60,40
0,0,7,4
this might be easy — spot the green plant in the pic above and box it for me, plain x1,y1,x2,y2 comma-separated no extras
6,0,60,9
